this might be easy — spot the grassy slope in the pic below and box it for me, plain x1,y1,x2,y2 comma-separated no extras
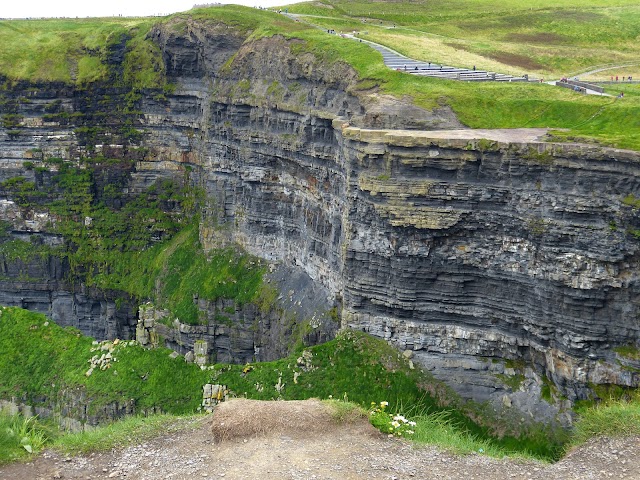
0,307,563,461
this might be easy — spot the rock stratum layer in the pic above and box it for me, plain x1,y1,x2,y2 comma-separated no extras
1,17,639,418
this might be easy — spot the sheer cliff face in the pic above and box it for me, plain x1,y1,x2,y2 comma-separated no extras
1,19,639,410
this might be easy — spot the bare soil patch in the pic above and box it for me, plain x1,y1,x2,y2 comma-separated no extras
210,398,367,442
443,42,544,70
484,51,545,71
504,32,569,45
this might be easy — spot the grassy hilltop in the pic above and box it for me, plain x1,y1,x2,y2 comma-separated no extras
0,2,639,149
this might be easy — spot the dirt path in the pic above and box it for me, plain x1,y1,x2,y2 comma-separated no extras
1,400,640,480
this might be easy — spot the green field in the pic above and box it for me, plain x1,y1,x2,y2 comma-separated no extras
0,18,162,86
288,0,640,77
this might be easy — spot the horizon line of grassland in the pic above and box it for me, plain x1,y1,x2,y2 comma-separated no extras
0,4,638,150
0,306,568,463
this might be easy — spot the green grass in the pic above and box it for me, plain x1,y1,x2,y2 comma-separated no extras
613,344,640,360
408,410,528,457
289,0,640,76
0,307,216,413
0,18,162,87
571,393,640,447
51,414,200,455
0,412,51,464
88,224,267,325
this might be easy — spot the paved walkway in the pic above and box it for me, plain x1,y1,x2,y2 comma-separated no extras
351,35,610,96
349,35,537,83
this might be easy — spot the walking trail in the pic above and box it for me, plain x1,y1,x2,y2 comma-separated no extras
1,399,639,480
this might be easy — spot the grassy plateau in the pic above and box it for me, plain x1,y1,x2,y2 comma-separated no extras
0,2,638,149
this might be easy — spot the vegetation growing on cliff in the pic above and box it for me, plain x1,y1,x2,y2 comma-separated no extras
0,157,268,326
2,305,639,463
0,307,566,462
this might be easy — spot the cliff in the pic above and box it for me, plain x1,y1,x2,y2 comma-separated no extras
0,12,639,420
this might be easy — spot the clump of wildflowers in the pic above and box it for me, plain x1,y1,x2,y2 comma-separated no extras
368,401,417,437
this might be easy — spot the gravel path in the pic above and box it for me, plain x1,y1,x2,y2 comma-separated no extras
1,416,639,480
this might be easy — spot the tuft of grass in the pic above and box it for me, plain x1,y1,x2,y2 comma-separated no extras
323,399,367,423
571,395,640,447
0,412,51,464
51,414,200,455
410,410,518,458
614,344,640,360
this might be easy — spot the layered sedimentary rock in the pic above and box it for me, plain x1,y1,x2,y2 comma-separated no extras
1,17,639,419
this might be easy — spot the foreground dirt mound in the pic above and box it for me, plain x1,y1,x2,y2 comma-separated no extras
210,398,374,442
